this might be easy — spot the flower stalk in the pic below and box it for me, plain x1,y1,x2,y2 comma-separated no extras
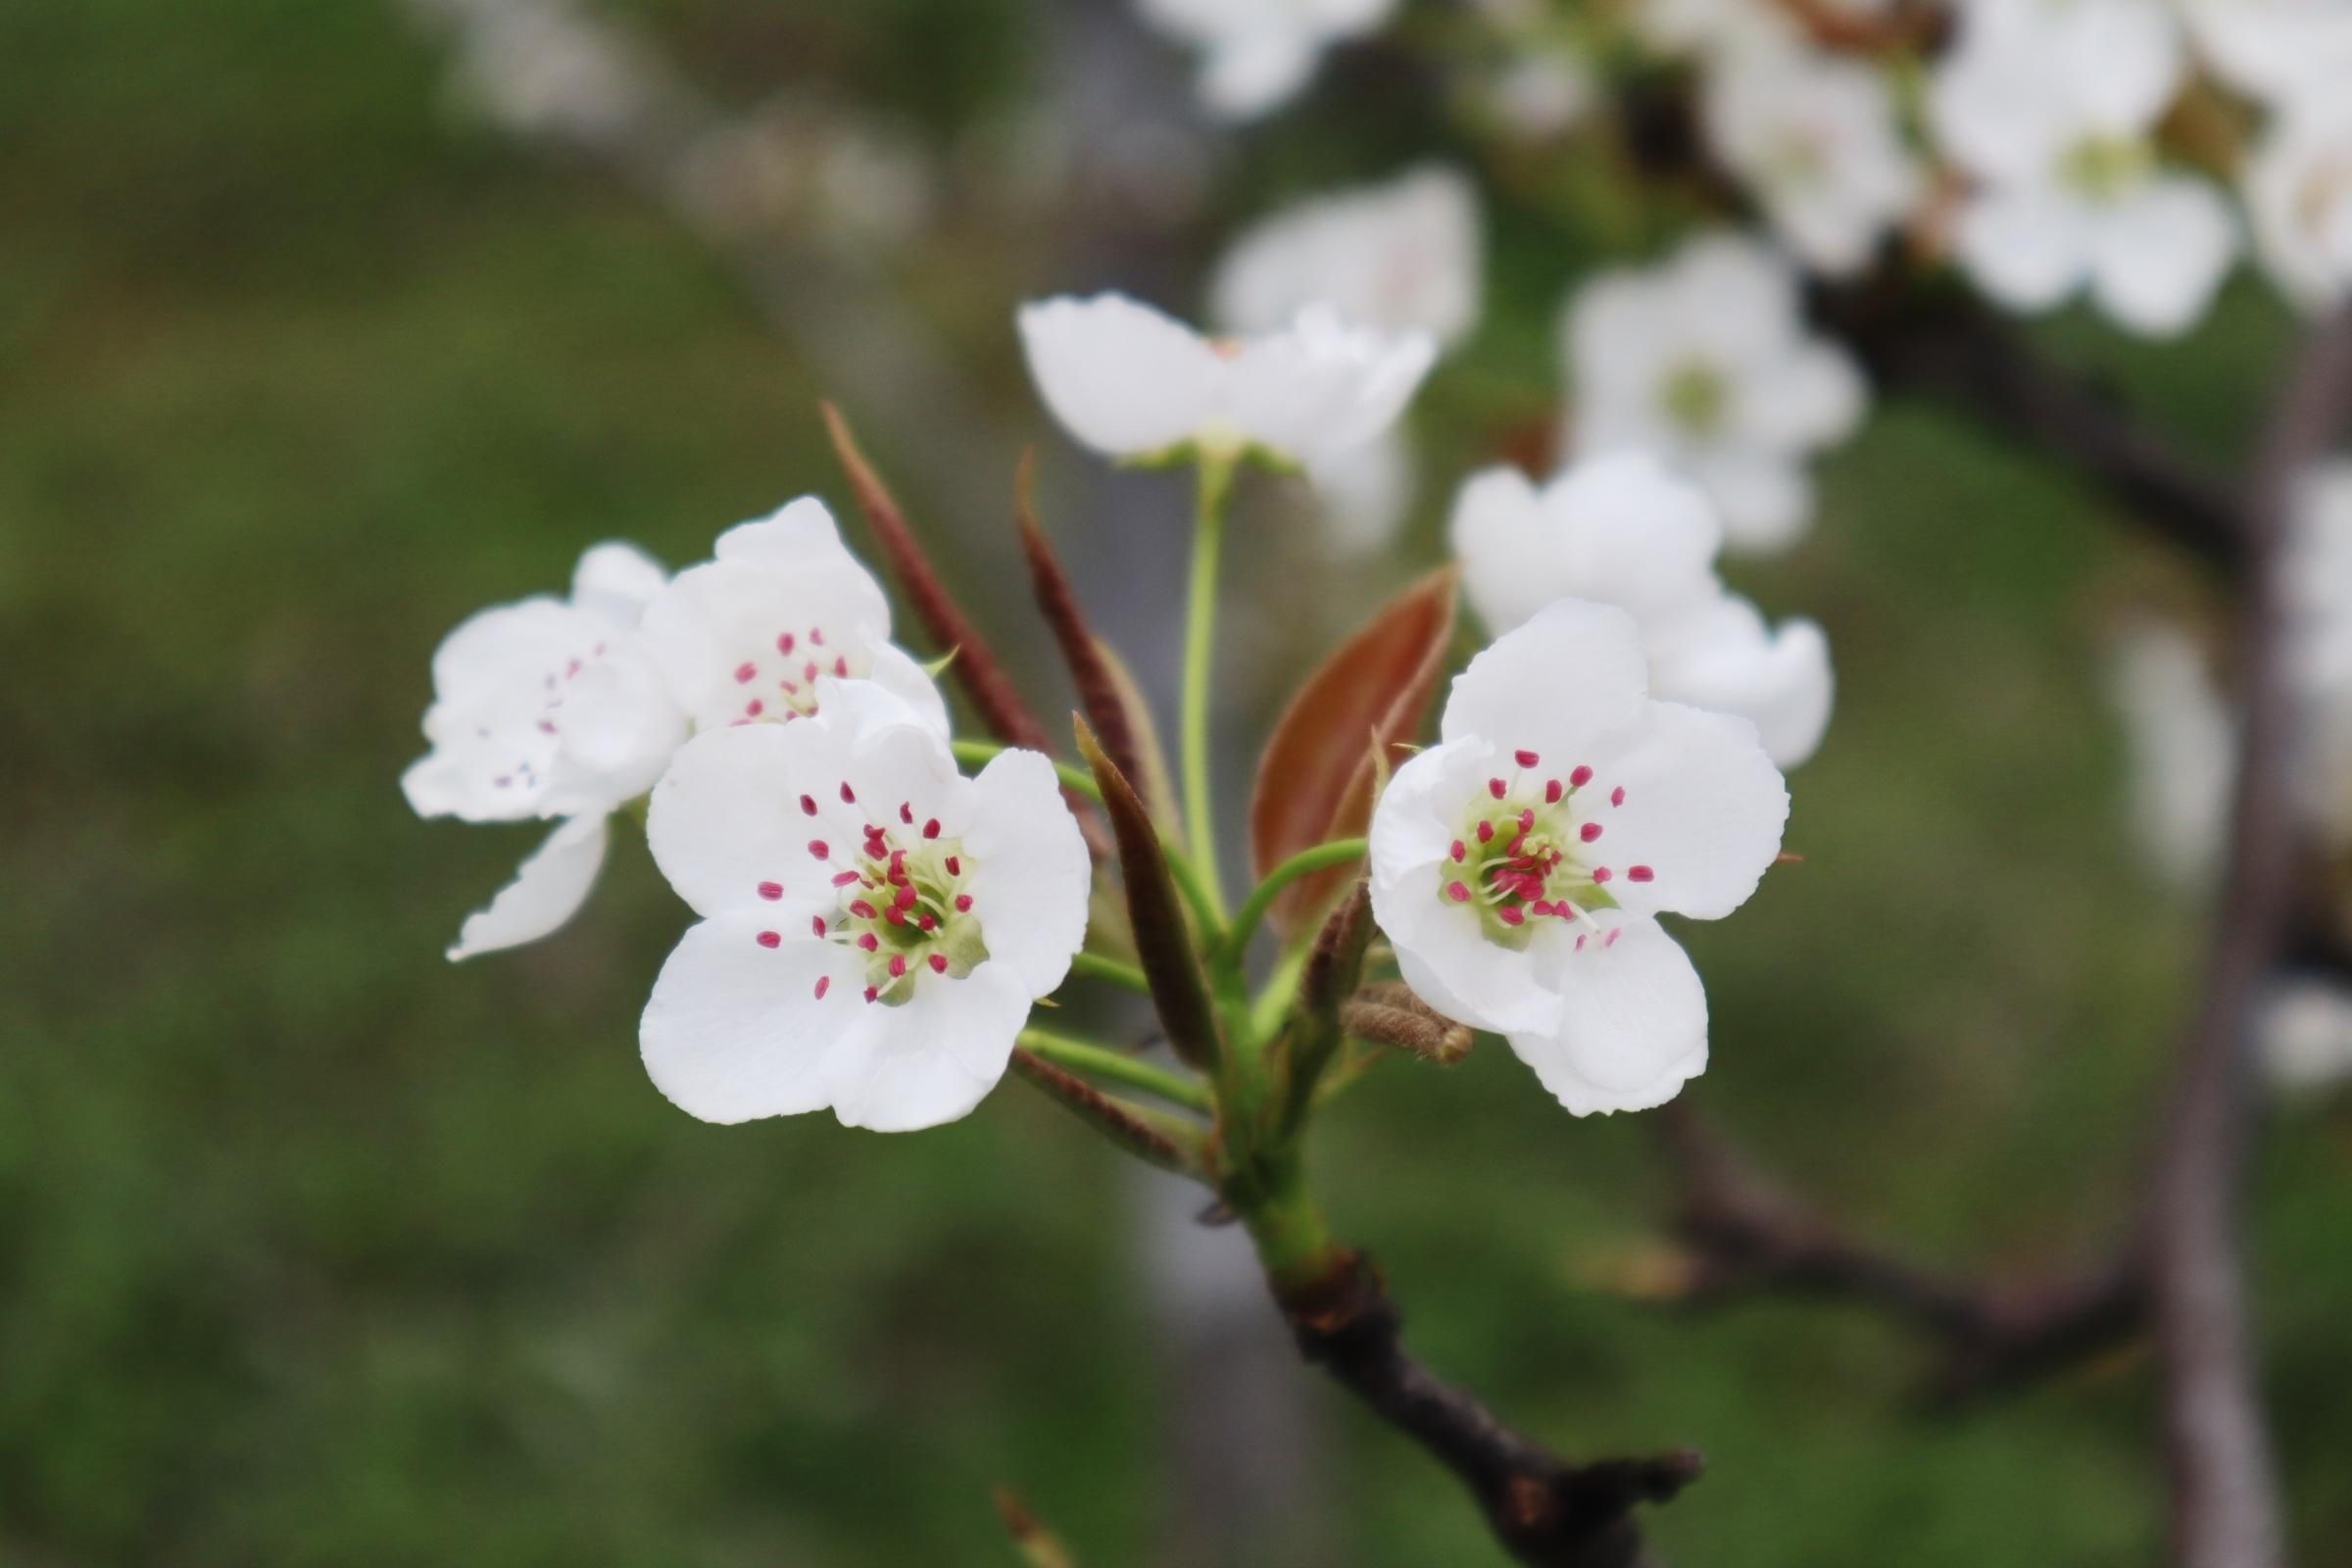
1180,452,1238,922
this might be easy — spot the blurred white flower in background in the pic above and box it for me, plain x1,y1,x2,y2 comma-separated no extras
1369,601,1789,1114
1212,166,1484,350
1703,41,1920,277
640,683,1090,1131
1019,292,1435,474
1482,46,1594,142
403,542,686,959
2179,0,2352,110
1452,453,1836,767
429,0,652,146
1637,0,1892,59
1137,0,1398,120
2285,461,2352,846
2105,618,2233,892
1210,166,1483,551
2259,975,2352,1095
1930,0,2237,336
1562,232,1866,554
2245,99,2352,315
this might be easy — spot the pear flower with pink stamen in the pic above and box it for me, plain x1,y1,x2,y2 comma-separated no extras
1369,601,1789,1114
639,678,1091,1132
638,496,949,738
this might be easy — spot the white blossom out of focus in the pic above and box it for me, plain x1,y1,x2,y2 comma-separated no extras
2245,98,2352,316
1562,231,1866,555
1210,166,1483,552
2259,976,2352,1095
1136,0,1398,121
1451,452,1837,768
2180,0,2352,110
1929,0,2238,337
1702,39,1921,277
2106,618,2233,892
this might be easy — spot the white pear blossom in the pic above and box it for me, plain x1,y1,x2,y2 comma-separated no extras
1482,46,1593,142
1368,601,1789,1114
2179,0,2352,110
404,541,686,960
1137,0,1397,121
2105,618,2232,891
1702,42,1921,277
1211,166,1484,349
1451,453,1835,767
1208,166,1480,552
1930,0,2237,336
1562,233,1865,553
637,496,948,739
2245,98,2352,315
1019,292,1435,473
2286,460,2352,845
639,679,1090,1131
2259,976,2352,1095
1636,0,1889,59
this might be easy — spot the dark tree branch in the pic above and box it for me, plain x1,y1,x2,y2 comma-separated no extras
1279,1252,1702,1568
1811,277,2248,576
1657,1103,2150,1401
2150,306,2352,1568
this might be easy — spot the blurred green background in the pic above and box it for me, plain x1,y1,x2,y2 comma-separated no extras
4,2,2348,1564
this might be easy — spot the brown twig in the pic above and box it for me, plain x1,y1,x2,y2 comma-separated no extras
1280,1252,1702,1568
1656,1103,2149,1401
1811,278,2248,576
2149,306,2352,1568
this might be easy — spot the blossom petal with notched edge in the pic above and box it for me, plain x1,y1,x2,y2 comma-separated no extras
447,813,612,962
1507,916,1708,1115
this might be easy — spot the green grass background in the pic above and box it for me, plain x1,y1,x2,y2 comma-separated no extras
3,2,2348,1563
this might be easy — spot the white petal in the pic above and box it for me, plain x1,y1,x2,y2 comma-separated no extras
1017,294,1224,458
1672,233,1802,368
862,641,954,740
1440,600,1653,764
1648,598,1836,768
1689,449,1815,554
569,542,668,628
1225,306,1435,464
1731,342,1866,452
1505,915,1707,1115
961,749,1093,997
446,813,610,962
714,496,867,575
639,914,873,1124
1953,186,2093,313
828,959,1029,1131
1306,427,1416,557
646,723,842,921
1579,701,1788,920
1198,29,1320,119
2089,176,2239,338
636,557,897,729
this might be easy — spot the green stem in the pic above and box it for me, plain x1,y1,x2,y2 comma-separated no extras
1219,838,1369,970
1180,455,1236,922
1019,1027,1213,1113
949,738,1102,805
1230,1152,1340,1295
1065,951,1149,995
1164,844,1226,941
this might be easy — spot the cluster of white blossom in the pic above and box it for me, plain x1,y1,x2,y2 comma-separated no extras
407,501,1090,1132
1020,288,1809,1114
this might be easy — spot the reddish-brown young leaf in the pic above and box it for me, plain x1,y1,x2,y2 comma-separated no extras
1075,717,1221,1076
1250,564,1458,934
1015,455,1149,802
820,401,1053,754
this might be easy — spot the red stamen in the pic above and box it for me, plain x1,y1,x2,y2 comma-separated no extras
1569,765,1592,787
1628,865,1654,882
1592,866,1613,884
809,915,827,938
1514,749,1540,768
922,817,940,839
928,953,948,973
888,955,907,978
733,662,757,684
1580,822,1602,842
758,881,784,901
756,930,781,950
813,975,830,1000
1611,786,1626,808
954,894,972,912
1488,777,1506,799
807,839,829,859
1447,881,1472,903
800,794,817,815
1544,779,1563,804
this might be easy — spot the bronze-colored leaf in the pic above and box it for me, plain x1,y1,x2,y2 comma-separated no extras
1075,716,1221,1076
821,402,1053,754
1249,564,1458,933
